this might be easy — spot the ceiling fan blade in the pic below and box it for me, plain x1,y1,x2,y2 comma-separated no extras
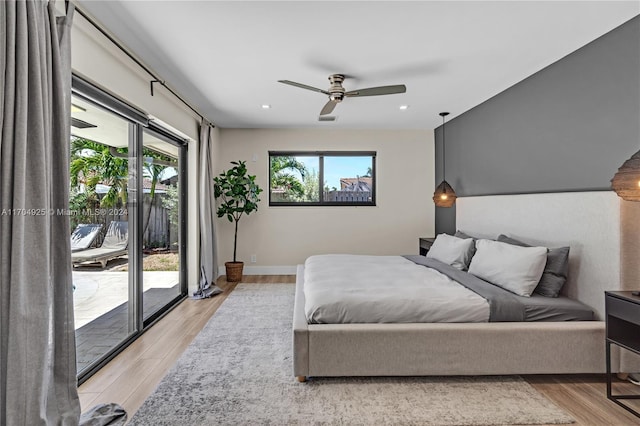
344,84,406,97
320,100,337,116
278,80,329,95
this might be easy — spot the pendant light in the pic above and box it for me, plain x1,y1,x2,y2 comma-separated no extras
433,112,457,207
611,150,640,201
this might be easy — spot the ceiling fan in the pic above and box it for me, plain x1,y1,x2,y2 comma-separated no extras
278,74,406,116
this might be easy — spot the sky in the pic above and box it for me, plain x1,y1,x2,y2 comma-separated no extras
296,156,372,189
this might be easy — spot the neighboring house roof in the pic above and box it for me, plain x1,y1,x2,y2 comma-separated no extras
161,175,178,186
340,177,372,192
143,178,170,192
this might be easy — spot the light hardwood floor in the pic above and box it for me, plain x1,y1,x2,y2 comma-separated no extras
78,275,640,425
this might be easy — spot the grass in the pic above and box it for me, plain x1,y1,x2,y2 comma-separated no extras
117,253,179,272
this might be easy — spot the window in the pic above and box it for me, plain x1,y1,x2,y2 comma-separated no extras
269,151,376,206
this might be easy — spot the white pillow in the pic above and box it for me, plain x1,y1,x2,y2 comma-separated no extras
426,233,475,271
468,239,547,297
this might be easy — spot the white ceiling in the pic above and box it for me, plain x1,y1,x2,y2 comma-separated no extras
76,1,639,130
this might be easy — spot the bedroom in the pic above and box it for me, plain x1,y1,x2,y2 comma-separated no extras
2,1,640,425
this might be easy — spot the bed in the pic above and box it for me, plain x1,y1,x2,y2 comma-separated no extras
293,191,640,381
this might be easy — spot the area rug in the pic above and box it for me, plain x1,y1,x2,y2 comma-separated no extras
129,283,574,425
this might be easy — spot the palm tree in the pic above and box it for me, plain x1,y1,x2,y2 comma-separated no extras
71,138,176,247
70,138,128,207
270,156,308,200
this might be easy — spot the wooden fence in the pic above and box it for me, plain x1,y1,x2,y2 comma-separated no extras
69,193,176,249
323,191,372,202
270,190,372,203
143,194,178,249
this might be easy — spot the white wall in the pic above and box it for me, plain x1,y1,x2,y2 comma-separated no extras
71,13,199,140
216,129,434,273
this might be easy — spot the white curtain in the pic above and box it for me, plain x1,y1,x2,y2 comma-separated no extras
194,121,222,298
0,1,80,424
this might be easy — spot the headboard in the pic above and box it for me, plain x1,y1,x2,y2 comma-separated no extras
456,191,621,320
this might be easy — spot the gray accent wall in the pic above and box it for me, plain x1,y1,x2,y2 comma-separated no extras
435,15,640,234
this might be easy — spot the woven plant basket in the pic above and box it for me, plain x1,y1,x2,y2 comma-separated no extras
225,261,244,282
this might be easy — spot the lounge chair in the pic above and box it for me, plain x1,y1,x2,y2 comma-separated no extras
70,223,103,252
72,221,128,268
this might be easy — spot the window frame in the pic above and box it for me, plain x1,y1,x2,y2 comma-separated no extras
268,150,376,207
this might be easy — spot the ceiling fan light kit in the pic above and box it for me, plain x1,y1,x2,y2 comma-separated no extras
278,74,406,116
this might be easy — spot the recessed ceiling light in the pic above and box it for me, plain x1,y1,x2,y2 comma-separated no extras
399,105,409,110
261,104,271,109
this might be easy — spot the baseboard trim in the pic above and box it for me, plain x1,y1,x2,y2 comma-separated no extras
218,265,297,276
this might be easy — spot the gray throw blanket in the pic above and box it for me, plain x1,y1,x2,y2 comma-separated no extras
404,255,525,321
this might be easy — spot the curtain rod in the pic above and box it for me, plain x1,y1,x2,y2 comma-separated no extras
74,4,215,129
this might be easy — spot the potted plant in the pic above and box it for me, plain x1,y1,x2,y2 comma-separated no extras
213,160,262,282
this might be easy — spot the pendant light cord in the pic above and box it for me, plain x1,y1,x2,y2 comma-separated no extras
433,112,455,206
442,114,446,182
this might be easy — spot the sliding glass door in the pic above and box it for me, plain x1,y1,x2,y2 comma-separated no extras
70,94,136,376
70,77,187,382
141,129,185,324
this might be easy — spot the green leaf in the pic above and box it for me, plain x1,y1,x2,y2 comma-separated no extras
213,160,262,253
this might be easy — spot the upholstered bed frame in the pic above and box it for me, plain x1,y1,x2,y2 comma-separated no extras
293,191,640,381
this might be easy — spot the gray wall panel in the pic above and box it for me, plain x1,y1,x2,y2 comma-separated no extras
435,16,640,234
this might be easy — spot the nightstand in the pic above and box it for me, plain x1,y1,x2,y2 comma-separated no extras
605,291,640,418
419,237,436,256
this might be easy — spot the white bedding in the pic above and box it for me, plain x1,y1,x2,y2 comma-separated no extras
304,254,490,324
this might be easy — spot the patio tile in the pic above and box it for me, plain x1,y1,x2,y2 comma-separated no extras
73,269,180,375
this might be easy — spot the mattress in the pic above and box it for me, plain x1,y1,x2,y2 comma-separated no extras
304,254,594,324
304,254,490,324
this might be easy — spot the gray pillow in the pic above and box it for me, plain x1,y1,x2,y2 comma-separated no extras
496,235,570,298
455,230,475,240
